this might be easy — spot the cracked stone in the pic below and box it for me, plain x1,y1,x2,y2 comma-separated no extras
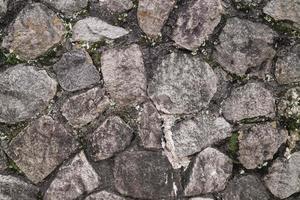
85,191,126,200
41,0,88,16
101,44,147,106
278,87,300,120
1,3,65,60
96,0,133,13
148,52,218,114
0,0,7,17
0,64,57,124
184,147,233,196
173,0,223,50
0,149,7,172
53,49,101,92
44,151,100,200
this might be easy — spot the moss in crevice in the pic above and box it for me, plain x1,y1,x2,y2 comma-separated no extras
228,132,239,162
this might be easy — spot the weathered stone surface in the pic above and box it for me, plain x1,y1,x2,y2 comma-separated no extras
238,122,288,169
213,67,232,101
278,87,300,119
214,18,277,77
96,0,133,13
44,151,100,200
72,17,129,42
148,53,218,114
275,44,300,85
223,175,270,200
264,152,300,199
6,116,79,184
0,64,57,124
0,0,8,17
137,0,175,37
222,82,275,122
2,3,65,60
53,49,100,92
61,87,110,128
41,0,88,16
0,175,39,200
101,44,147,106
85,191,126,200
0,149,7,171
86,116,133,161
114,151,177,199
173,0,223,50
184,147,233,196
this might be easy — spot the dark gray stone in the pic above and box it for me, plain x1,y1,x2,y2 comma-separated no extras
85,191,126,200
0,149,7,172
41,0,88,16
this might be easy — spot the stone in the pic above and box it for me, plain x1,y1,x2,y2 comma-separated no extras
184,148,233,196
2,3,65,60
238,122,288,169
61,87,110,128
72,17,129,42
0,64,57,124
173,0,223,50
278,87,300,120
264,152,300,199
137,0,175,37
101,44,147,106
0,0,8,17
85,191,126,200
148,53,218,114
189,198,214,200
222,82,275,122
233,0,262,4
0,175,39,200
96,0,133,13
86,116,133,161
41,0,88,16
53,49,100,92
223,175,270,200
114,151,177,199
44,151,100,200
214,18,277,77
0,149,7,171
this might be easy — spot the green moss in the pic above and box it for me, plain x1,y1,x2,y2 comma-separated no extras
7,159,23,174
3,52,24,65
228,132,239,159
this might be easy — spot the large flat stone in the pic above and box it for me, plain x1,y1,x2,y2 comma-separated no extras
41,0,88,16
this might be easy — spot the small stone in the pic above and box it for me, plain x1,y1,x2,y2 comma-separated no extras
264,152,300,199
86,116,133,161
173,0,223,50
0,149,7,172
72,17,129,42
114,151,177,199
184,147,233,196
213,67,232,101
85,191,126,200
278,87,300,120
41,0,88,16
137,0,175,37
148,52,218,114
53,49,100,92
0,0,8,17
61,87,110,128
101,44,147,106
44,151,100,200
2,3,65,60
222,82,275,122
0,64,57,124
0,175,39,200
238,122,288,169
96,0,133,13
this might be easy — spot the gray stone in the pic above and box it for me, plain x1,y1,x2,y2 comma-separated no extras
41,0,88,16
233,0,262,6
101,44,147,106
0,175,39,200
96,0,133,13
85,191,126,200
278,87,300,120
222,82,275,122
61,87,110,128
53,49,100,92
184,148,233,196
0,0,8,17
173,0,223,50
72,17,129,42
0,64,57,124
2,3,65,60
213,67,232,101
137,0,175,37
238,122,288,169
114,151,177,199
214,18,277,77
264,152,300,199
44,151,100,200
148,53,218,114
0,149,7,172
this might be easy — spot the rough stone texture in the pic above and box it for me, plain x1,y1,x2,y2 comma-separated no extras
85,191,126,200
96,0,133,13
148,53,218,114
41,0,88,16
0,149,7,172
101,44,147,106
61,87,110,128
53,49,100,92
72,17,129,42
2,3,65,60
114,151,177,199
0,0,7,17
184,148,233,196
6,116,79,184
223,175,270,200
44,151,100,200
238,122,288,169
0,64,57,124
0,175,39,200
222,82,275,122
278,87,300,120
214,18,277,77
137,0,175,37
264,152,300,199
